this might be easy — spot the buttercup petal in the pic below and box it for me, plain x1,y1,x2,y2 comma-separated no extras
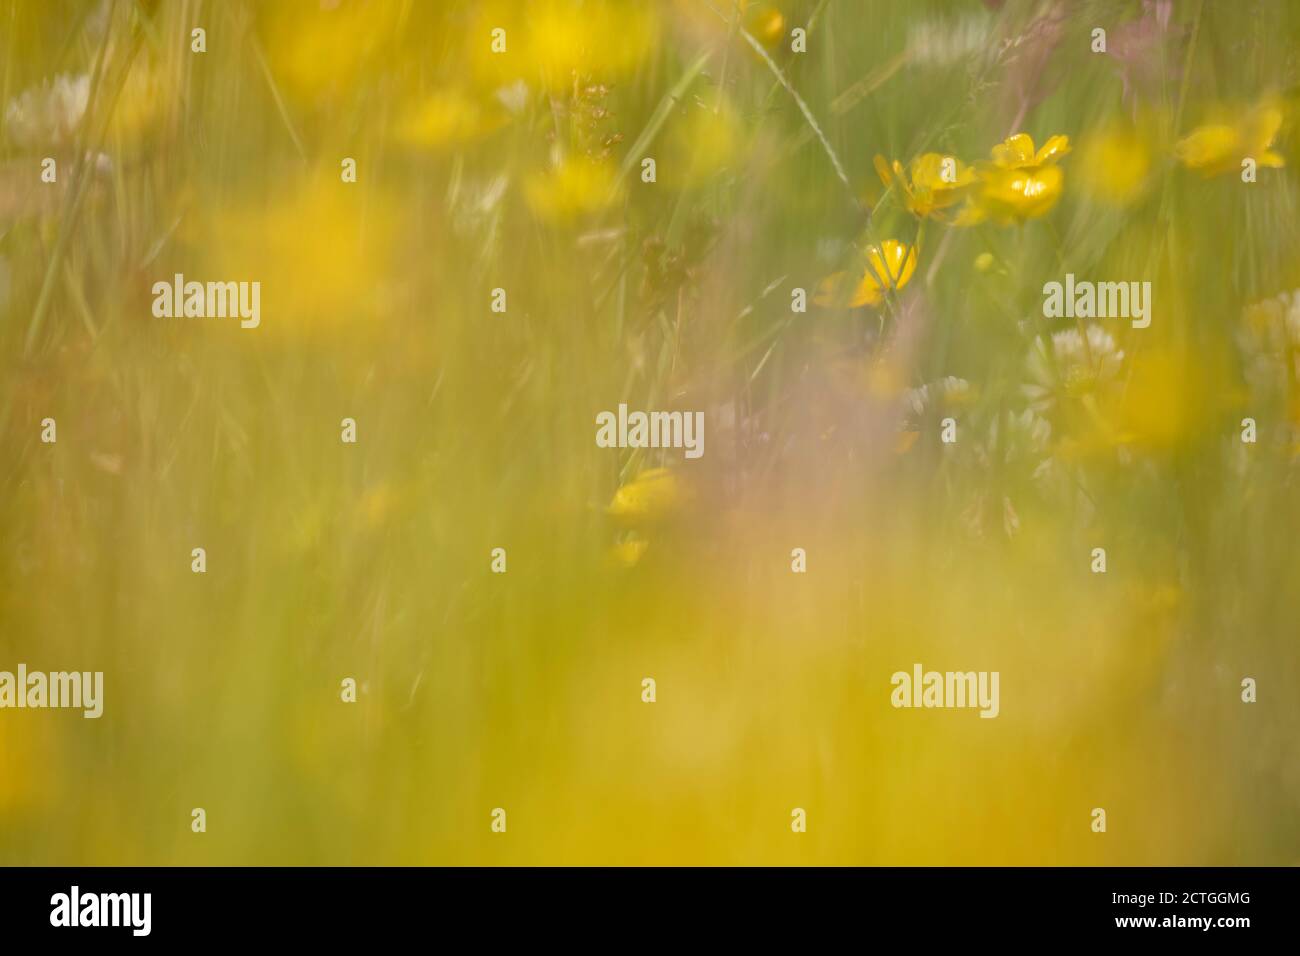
1034,135,1071,164
992,133,1036,168
874,154,898,190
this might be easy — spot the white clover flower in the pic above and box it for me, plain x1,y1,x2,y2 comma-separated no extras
4,73,89,149
979,407,1054,478
1240,290,1300,393
903,375,973,422
494,80,530,116
1024,325,1125,410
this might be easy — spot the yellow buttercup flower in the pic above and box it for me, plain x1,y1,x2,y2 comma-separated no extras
973,164,1064,223
606,468,687,525
961,133,1070,224
814,240,918,308
874,153,977,220
989,133,1071,169
1175,98,1286,176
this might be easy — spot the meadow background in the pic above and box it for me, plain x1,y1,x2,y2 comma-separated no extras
1,0,1298,864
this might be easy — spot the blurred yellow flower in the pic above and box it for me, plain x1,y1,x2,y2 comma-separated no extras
1175,97,1286,176
204,174,395,340
895,429,921,454
394,88,506,150
1077,124,1152,206
874,152,977,220
355,482,398,532
525,156,621,221
472,0,658,91
106,63,165,145
607,467,687,525
826,354,910,403
1115,350,1218,450
608,536,650,568
814,240,917,308
534,1,656,85
662,100,747,188
261,0,400,104
747,4,787,48
668,0,783,49
960,133,1070,224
